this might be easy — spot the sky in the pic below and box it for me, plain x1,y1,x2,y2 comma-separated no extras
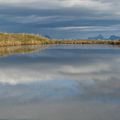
0,0,120,39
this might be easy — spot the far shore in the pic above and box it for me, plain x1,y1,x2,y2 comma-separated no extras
0,33,120,47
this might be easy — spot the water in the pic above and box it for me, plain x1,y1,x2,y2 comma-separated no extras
0,45,120,120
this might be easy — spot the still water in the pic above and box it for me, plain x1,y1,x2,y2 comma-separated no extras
0,45,120,120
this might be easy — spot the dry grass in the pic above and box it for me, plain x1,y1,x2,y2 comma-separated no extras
0,33,120,46
0,33,50,46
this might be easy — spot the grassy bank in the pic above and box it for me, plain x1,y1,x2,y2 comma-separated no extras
0,33,50,46
0,33,120,46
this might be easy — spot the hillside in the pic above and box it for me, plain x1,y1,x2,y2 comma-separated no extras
0,33,120,46
0,33,50,46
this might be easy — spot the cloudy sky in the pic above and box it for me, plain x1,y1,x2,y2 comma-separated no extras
0,0,120,39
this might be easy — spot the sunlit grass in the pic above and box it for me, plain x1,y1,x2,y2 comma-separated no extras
0,33,50,46
0,33,120,46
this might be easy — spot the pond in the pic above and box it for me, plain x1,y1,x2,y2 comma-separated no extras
0,45,120,120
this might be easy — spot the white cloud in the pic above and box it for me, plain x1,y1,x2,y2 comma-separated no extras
0,0,62,9
0,0,112,11
61,0,111,11
50,24,120,32
0,0,119,16
9,15,57,24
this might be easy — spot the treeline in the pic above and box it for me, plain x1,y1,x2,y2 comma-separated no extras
0,33,120,46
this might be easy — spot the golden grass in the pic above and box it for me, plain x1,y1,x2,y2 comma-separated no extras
0,33,120,46
0,33,50,46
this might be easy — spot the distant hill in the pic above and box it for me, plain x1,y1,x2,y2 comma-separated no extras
88,34,105,40
44,35,51,39
108,35,120,40
88,34,120,40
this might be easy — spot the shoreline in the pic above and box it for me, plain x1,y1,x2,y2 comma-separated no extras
0,33,120,47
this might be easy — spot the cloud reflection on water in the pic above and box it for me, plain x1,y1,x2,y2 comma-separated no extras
0,45,119,103
0,45,120,119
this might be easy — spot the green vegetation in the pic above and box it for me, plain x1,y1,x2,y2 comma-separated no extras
0,33,120,46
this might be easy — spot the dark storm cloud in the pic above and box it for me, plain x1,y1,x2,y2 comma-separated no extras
0,0,120,38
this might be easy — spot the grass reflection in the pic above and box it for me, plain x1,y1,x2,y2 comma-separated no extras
0,45,49,57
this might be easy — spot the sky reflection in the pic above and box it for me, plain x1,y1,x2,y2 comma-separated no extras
0,45,119,101
0,45,120,120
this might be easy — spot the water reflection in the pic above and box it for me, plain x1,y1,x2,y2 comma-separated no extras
0,45,49,57
0,45,120,120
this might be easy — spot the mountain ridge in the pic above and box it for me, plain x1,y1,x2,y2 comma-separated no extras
88,34,120,40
